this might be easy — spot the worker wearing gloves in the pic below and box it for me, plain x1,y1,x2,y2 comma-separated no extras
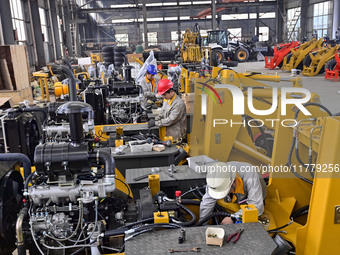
139,64,159,109
200,161,266,224
148,79,187,141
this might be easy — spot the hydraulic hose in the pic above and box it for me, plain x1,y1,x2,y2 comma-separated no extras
170,201,196,227
291,205,309,219
294,102,332,119
180,199,201,206
89,150,115,176
0,153,31,179
286,102,332,185
287,135,313,184
24,171,37,195
196,211,231,226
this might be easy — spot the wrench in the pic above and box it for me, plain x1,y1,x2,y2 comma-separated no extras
168,247,201,253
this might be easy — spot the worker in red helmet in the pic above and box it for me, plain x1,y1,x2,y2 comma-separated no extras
148,79,187,141
139,64,159,109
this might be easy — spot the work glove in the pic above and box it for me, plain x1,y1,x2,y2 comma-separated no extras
148,119,156,128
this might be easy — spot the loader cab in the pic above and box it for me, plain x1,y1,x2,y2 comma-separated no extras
207,30,229,48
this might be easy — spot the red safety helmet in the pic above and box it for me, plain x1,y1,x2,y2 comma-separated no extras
157,79,173,95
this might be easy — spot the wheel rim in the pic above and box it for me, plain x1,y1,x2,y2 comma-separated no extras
217,52,223,60
238,51,247,60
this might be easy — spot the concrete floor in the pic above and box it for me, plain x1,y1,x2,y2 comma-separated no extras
231,61,340,114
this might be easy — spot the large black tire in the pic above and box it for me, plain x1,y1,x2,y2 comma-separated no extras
102,46,113,52
233,47,249,62
303,52,325,74
325,58,337,71
278,53,292,68
157,51,176,61
115,46,127,52
303,53,313,68
103,52,114,58
211,49,224,66
143,52,150,60
223,60,238,67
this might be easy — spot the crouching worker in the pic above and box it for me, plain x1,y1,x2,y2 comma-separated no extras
147,79,187,142
200,161,267,224
139,64,159,109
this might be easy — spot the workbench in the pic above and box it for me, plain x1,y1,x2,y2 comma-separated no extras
112,145,180,177
125,223,277,255
125,165,207,199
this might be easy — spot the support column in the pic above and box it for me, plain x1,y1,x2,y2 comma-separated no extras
62,0,74,58
211,0,217,30
256,6,260,37
29,0,46,68
300,0,309,40
142,0,148,48
276,0,284,42
0,0,15,44
177,0,181,41
333,0,340,37
49,0,62,60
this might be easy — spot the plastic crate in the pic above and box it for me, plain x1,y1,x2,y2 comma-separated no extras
129,141,153,153
187,155,216,173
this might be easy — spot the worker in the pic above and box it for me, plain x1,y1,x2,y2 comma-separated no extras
139,64,158,109
200,161,266,224
147,79,187,141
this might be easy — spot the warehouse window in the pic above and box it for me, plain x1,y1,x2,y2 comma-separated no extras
171,31,185,42
228,28,242,41
57,15,64,57
255,27,269,41
39,8,49,42
287,7,301,41
115,34,129,47
313,1,331,39
9,0,26,42
142,32,158,45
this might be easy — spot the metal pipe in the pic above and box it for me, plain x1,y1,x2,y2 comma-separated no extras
53,64,77,101
16,207,28,255
309,126,322,162
89,150,115,176
233,140,271,165
0,153,31,178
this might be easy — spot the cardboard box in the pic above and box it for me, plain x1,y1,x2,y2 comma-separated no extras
0,45,31,91
0,86,33,107
127,53,143,63
182,93,194,113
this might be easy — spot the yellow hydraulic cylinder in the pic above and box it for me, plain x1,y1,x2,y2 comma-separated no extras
148,174,160,196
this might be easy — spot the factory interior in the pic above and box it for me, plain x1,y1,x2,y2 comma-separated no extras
0,0,340,254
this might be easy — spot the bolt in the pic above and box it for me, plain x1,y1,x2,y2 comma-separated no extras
337,207,340,213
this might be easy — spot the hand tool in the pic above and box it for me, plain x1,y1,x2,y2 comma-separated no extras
133,168,160,181
226,229,244,244
168,247,201,253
